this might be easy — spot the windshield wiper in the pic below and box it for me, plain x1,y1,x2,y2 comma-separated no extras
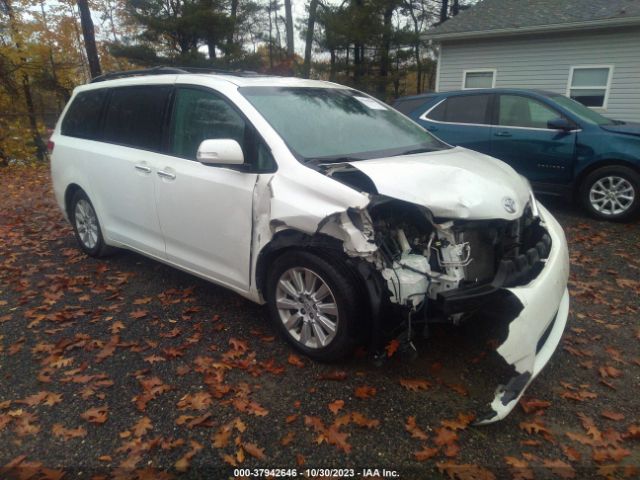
305,156,362,164
398,147,436,156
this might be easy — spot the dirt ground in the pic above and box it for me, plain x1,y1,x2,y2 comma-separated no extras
1,165,639,480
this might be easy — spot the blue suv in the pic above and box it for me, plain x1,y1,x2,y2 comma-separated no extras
393,89,640,221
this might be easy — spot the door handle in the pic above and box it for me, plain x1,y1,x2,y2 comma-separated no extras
157,170,176,180
134,164,151,173
494,131,512,137
426,125,438,132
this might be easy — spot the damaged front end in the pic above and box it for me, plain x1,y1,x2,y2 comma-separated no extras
313,151,570,425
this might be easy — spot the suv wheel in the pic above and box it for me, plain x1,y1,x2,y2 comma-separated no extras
70,190,112,257
580,166,639,221
266,250,359,361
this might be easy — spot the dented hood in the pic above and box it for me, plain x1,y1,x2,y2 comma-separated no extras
346,146,532,220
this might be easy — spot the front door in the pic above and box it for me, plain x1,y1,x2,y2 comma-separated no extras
490,94,576,184
155,86,257,291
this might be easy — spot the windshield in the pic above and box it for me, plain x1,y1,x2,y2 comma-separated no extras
239,87,447,162
550,95,614,126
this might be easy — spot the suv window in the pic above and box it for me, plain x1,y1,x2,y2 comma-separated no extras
394,97,433,115
427,94,492,125
103,86,172,151
170,87,246,160
498,95,561,129
61,89,107,139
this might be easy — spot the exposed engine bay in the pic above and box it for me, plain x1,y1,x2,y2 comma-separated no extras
324,165,552,315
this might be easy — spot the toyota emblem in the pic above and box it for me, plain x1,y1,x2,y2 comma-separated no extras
503,197,517,214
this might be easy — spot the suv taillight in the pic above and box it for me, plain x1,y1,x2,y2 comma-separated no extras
47,140,55,154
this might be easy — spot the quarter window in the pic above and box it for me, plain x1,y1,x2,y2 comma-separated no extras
498,95,561,129
170,88,246,160
568,66,611,108
426,94,492,125
463,70,496,89
61,90,107,139
102,86,172,151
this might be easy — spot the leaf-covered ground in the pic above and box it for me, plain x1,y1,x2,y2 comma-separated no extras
1,165,639,480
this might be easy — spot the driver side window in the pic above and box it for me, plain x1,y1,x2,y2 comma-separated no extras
498,95,563,129
170,87,246,160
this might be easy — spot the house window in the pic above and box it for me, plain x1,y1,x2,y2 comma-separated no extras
568,66,612,108
463,70,496,89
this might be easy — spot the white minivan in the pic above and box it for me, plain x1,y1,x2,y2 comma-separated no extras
50,68,570,423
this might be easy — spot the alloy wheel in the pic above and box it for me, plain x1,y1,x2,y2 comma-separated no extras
74,199,99,249
589,175,635,216
275,267,339,349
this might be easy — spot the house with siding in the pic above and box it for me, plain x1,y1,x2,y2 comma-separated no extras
425,0,640,122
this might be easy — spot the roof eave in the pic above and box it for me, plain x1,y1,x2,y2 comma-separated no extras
423,16,640,41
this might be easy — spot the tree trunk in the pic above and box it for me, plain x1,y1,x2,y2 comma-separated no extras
452,0,459,16
406,2,422,94
268,2,274,70
302,0,319,78
77,0,102,78
284,0,294,57
439,0,449,23
226,0,238,62
378,4,394,97
329,49,336,81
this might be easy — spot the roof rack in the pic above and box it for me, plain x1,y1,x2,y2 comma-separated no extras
90,66,264,83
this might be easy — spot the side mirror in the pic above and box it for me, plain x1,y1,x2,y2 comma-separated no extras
547,117,575,131
196,139,244,165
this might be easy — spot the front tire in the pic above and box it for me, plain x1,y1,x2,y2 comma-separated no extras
70,190,112,257
265,250,360,361
580,166,639,221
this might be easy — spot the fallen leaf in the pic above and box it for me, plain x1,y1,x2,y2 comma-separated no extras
385,339,400,357
281,431,295,446
328,400,344,415
520,398,551,414
80,406,108,424
287,354,305,368
351,412,380,428
414,446,438,461
354,385,376,399
52,424,87,440
405,416,429,441
243,442,266,460
600,410,624,421
132,416,152,437
399,378,431,392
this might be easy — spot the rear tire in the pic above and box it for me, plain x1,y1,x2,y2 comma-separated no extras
580,166,639,221
70,190,113,257
265,250,360,361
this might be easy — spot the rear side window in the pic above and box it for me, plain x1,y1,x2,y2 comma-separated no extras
394,98,431,115
103,86,172,151
61,90,107,139
426,94,492,125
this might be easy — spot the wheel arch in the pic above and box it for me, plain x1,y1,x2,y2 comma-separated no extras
574,159,640,199
64,183,84,219
255,229,387,346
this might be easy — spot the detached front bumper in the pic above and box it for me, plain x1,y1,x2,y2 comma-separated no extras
476,204,570,425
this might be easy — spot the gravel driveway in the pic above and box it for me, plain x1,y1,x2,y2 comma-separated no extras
1,165,639,479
